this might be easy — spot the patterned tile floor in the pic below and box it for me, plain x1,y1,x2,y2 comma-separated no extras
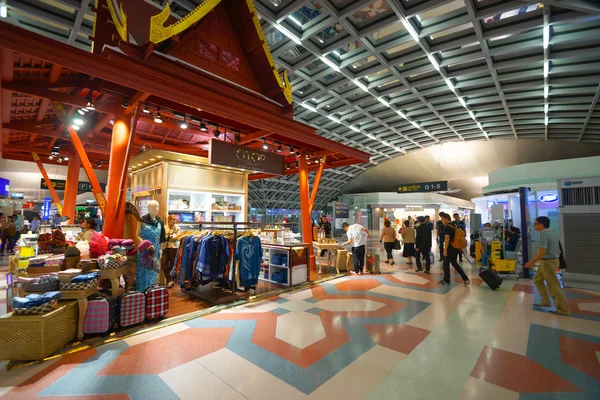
1,251,600,399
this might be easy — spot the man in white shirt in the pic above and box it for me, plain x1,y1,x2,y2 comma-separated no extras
342,222,370,275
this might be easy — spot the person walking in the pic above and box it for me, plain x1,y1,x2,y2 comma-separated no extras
436,212,445,263
379,220,397,265
439,213,470,286
401,220,415,265
525,217,570,316
415,216,432,273
452,213,466,262
342,222,370,275
30,215,41,234
161,214,180,288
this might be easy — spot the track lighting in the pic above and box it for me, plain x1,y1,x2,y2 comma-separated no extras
97,162,102,168
234,130,241,142
214,125,221,138
277,143,282,152
77,109,85,115
72,117,84,126
295,149,300,157
180,116,188,130
200,120,207,131
121,100,129,108
262,139,268,150
154,111,163,124
85,92,95,110
64,156,69,161
72,125,80,131
142,106,150,114
290,146,295,154
48,155,54,160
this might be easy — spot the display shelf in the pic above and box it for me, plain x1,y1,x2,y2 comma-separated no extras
258,243,310,287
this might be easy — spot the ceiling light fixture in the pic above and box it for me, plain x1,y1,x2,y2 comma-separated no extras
320,56,340,72
544,103,549,114
180,116,188,130
354,79,369,93
234,130,241,142
458,97,467,108
349,125,360,132
333,50,340,57
72,117,84,126
85,92,95,110
301,103,317,113
274,23,302,45
154,110,163,124
142,106,150,114
295,149,301,157
544,85,549,98
77,109,86,116
377,97,389,107
288,15,302,26
277,144,282,152
199,120,208,131
543,61,549,78
262,139,268,150
427,54,440,71
327,115,340,123
72,125,80,131
214,124,221,138
0,5,7,18
543,25,549,49
545,116,549,126
444,78,455,91
97,162,102,168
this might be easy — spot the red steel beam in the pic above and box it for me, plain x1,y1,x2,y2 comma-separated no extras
309,156,327,214
32,152,63,215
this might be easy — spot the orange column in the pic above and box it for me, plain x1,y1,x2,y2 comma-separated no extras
62,153,80,222
103,107,133,238
31,153,63,215
309,155,327,214
298,150,316,271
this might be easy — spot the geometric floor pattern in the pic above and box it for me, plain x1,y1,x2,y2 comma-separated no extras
1,259,600,399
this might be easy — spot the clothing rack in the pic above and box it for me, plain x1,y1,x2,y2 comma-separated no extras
179,221,261,305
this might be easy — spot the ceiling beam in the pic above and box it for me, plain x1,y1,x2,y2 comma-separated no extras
577,83,600,141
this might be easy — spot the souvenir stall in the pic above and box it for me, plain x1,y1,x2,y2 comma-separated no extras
0,0,370,363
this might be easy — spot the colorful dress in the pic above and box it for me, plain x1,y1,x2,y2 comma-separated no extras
136,221,162,292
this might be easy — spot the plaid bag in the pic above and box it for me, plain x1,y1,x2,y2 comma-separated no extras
117,291,145,327
83,295,117,334
145,285,169,320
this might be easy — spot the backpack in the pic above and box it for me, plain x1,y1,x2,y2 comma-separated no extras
89,231,109,258
448,224,467,249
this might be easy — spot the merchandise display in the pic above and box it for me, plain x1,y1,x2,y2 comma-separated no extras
259,244,310,286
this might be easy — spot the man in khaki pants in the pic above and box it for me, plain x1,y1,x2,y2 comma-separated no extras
525,216,570,316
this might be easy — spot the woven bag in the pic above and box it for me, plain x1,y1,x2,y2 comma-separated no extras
13,299,58,315
60,278,98,291
22,280,60,293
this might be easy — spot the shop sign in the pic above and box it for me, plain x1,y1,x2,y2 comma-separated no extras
487,200,495,209
397,180,448,193
0,178,9,197
40,179,106,193
405,205,424,212
335,201,349,218
208,139,285,175
41,198,51,220
10,193,24,199
539,193,558,203
22,202,35,210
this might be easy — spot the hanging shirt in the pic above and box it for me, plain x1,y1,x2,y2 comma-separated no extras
236,235,263,288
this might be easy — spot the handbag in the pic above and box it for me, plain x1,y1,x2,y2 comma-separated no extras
393,238,402,250
558,242,567,270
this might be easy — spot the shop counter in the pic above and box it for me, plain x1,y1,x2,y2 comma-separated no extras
312,242,340,274
259,243,310,287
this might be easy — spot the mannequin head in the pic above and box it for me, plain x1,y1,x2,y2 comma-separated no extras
147,200,159,218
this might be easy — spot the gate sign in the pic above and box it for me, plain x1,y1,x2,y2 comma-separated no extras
397,180,448,193
334,202,349,218
41,179,106,193
42,198,51,220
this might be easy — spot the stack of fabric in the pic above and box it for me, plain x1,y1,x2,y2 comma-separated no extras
44,255,65,268
58,268,82,283
13,291,61,309
28,255,51,268
70,271,100,283
271,269,288,284
271,254,288,266
109,239,136,256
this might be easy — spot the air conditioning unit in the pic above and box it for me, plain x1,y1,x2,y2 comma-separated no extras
558,177,600,290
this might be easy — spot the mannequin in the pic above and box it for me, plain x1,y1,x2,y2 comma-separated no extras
135,200,165,291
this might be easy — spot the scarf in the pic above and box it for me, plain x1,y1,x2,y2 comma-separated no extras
142,214,166,243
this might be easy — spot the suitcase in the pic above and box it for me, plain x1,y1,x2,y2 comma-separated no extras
335,250,347,272
479,267,503,290
117,291,145,327
145,285,169,320
429,251,435,265
83,295,118,334
366,252,381,274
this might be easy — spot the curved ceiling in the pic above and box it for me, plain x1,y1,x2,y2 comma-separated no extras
341,140,600,201
4,0,600,210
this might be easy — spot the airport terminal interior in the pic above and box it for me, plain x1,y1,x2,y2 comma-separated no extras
0,0,599,399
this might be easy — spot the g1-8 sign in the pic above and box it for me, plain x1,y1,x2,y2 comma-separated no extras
397,181,448,193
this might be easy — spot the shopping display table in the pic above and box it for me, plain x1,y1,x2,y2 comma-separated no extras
98,264,131,297
312,242,340,274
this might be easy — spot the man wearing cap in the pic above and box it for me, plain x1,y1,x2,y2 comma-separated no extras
342,222,370,275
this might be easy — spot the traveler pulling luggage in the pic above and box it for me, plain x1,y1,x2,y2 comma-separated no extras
464,255,502,290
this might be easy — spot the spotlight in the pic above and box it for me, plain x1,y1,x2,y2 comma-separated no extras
121,100,129,108
48,155,54,160
233,129,241,142
262,140,268,150
295,149,300,156
64,156,69,161
180,116,188,130
77,109,86,115
286,164,291,170
142,106,150,114
290,146,295,154
277,144,282,153
73,117,84,126
85,92,95,110
214,125,221,138
97,162,102,168
200,120,207,131
57,157,63,163
72,124,80,131
154,111,163,124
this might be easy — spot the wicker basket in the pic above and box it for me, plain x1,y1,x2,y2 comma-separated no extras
21,280,60,293
79,259,99,272
59,278,98,291
98,258,127,270
27,265,61,275
13,299,58,315
63,256,80,270
0,301,77,360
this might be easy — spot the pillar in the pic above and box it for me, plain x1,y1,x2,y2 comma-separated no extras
298,150,316,271
103,108,132,238
62,154,80,222
519,187,530,279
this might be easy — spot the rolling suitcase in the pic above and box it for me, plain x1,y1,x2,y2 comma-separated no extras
118,291,145,327
479,267,503,290
145,285,169,320
366,250,381,274
83,294,118,334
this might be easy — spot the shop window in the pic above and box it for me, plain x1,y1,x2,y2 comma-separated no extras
222,49,240,71
199,39,219,62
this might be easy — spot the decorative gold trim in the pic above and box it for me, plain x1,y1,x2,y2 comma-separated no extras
106,0,127,42
149,0,223,44
245,0,292,104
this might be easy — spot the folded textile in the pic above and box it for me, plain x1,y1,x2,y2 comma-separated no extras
58,268,83,283
70,271,100,283
13,291,62,309
17,276,39,284
109,239,122,247
121,239,134,247
38,275,59,284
